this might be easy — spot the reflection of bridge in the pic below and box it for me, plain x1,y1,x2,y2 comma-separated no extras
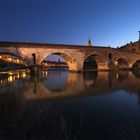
0,41,140,72
23,71,140,101
1,71,140,101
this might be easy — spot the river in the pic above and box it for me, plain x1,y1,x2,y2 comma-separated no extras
0,70,140,139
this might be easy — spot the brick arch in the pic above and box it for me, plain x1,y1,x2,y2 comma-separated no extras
83,55,98,70
132,60,140,70
115,57,129,69
116,57,129,64
39,51,78,71
83,53,108,70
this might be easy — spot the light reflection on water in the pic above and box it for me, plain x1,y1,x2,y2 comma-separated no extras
0,71,140,139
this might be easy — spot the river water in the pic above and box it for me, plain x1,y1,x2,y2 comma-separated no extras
0,70,140,139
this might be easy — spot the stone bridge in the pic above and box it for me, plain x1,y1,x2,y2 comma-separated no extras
0,41,140,72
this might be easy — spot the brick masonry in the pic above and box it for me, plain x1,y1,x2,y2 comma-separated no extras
0,41,140,71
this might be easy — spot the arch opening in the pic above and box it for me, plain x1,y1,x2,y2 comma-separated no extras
83,55,98,71
132,60,140,70
132,60,140,78
41,53,77,71
0,53,26,71
115,58,129,70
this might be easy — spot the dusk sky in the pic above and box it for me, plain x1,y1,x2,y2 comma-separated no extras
0,0,140,48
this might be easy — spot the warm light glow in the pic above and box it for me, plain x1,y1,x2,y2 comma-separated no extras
16,74,20,79
115,61,118,65
8,75,13,82
116,73,119,80
16,59,20,63
22,72,26,78
85,80,94,87
8,72,13,75
7,57,12,61
0,56,2,59
43,71,48,76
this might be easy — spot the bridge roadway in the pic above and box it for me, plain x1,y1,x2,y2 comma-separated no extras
0,41,140,71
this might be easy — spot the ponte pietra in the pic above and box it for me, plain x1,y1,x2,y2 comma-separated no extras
0,41,140,72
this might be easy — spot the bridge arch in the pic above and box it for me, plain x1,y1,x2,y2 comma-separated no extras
115,58,129,70
132,60,140,70
40,52,77,71
83,53,109,71
83,54,98,71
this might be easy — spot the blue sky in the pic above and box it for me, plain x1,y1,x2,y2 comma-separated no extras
0,0,140,48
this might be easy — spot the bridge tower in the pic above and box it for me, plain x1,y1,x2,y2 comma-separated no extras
88,38,92,48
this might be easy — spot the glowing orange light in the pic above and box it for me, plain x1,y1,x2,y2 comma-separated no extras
8,72,13,75
16,74,20,79
22,72,26,78
8,75,13,82
8,57,12,61
16,59,20,63
116,73,119,80
115,61,118,65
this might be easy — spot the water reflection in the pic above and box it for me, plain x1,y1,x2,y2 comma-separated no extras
132,69,140,78
83,71,98,87
117,71,128,82
0,73,29,86
1,70,140,139
1,70,140,98
107,71,129,88
43,71,69,92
